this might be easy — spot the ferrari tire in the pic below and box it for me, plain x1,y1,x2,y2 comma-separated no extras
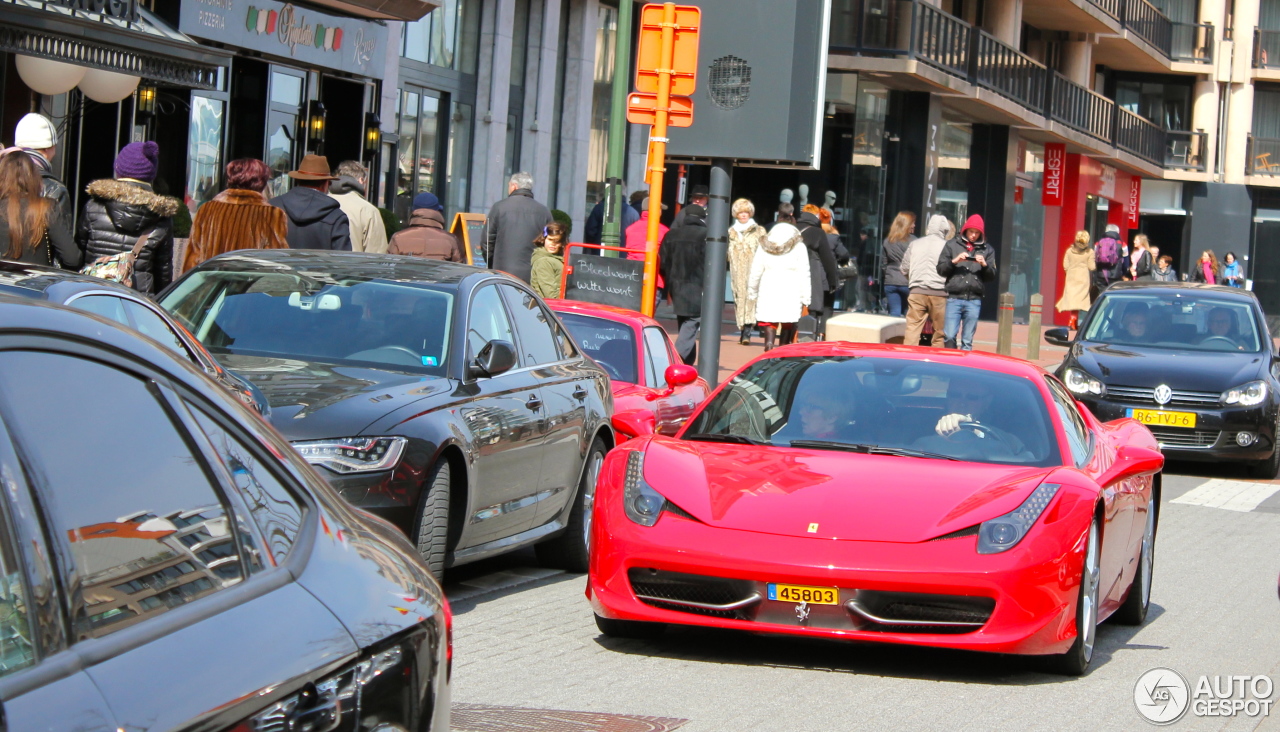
413,460,451,579
1114,497,1156,626
536,437,607,572
594,613,665,639
1248,420,1280,478
1043,515,1100,676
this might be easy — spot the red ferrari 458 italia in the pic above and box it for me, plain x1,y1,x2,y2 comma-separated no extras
588,342,1164,675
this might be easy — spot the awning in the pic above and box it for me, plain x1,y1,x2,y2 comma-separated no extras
302,0,439,22
0,0,231,90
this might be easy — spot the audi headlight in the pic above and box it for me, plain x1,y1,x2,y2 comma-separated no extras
623,451,668,527
1064,368,1105,397
1222,380,1268,407
977,483,1061,554
293,436,407,474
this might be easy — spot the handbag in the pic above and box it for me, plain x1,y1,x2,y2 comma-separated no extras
81,229,156,288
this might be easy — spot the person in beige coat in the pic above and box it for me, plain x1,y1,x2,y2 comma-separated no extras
728,198,768,344
1056,230,1095,328
330,160,388,253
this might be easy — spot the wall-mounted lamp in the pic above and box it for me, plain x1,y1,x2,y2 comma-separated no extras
364,112,381,153
307,100,327,148
136,84,157,115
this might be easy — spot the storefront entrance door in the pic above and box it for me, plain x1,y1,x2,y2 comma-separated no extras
1251,214,1280,325
265,67,306,198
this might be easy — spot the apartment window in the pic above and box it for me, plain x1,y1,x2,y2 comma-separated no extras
1114,77,1192,130
1254,86,1280,139
586,4,619,211
403,0,481,73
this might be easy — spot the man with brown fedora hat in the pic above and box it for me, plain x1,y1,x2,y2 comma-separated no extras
269,154,352,251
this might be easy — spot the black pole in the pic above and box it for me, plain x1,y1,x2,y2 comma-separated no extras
698,158,732,387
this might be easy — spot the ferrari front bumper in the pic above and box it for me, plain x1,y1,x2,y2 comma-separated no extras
589,507,1090,656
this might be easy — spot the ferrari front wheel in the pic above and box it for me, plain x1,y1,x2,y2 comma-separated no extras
595,613,666,639
1043,515,1100,676
1114,497,1156,625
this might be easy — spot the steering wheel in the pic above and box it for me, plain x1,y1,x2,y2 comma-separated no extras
1200,335,1238,348
950,420,1019,455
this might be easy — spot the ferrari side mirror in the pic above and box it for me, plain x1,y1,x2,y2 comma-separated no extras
665,364,699,388
612,409,657,440
1098,444,1164,486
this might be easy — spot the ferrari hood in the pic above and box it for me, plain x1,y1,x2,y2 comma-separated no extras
222,354,451,440
641,438,1054,543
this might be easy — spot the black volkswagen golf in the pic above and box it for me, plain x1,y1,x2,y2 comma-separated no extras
161,251,613,575
1047,281,1280,477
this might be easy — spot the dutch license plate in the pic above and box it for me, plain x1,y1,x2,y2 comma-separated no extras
1127,408,1197,428
767,583,839,605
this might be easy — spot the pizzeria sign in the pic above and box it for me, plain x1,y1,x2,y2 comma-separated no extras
180,0,387,79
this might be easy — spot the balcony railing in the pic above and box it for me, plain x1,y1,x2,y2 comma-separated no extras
971,31,1047,110
1248,136,1280,176
1115,108,1166,166
1124,0,1173,57
829,0,972,77
1086,0,1122,22
1255,29,1280,69
1171,22,1214,63
1164,130,1206,171
1047,72,1115,142
912,1,971,77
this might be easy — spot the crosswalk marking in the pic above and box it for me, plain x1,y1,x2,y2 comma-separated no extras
1170,479,1280,512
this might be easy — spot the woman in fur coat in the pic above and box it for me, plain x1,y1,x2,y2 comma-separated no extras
184,158,290,272
727,198,767,344
748,204,811,351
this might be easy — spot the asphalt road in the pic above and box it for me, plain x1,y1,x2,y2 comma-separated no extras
444,459,1280,732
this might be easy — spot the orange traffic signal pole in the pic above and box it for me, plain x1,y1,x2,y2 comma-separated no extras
639,2,678,317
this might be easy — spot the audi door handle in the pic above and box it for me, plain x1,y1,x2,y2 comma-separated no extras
573,385,588,401
526,395,543,411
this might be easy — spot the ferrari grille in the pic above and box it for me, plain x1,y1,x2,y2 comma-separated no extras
628,569,758,619
848,591,994,634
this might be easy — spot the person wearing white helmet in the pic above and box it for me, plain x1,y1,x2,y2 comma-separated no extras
13,114,72,237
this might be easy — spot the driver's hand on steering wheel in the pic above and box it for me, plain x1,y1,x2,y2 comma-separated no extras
936,413,973,438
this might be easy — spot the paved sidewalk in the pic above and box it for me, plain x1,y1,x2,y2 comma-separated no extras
655,304,1069,383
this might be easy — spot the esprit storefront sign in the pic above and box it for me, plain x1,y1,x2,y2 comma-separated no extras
1042,143,1066,206
180,0,387,79
1128,176,1142,228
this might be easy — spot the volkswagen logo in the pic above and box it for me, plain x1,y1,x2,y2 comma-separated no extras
1154,384,1173,405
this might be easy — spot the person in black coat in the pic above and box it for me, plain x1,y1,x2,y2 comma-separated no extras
797,209,840,331
269,155,353,252
583,186,639,245
0,149,81,268
659,203,708,365
77,141,178,295
486,171,554,283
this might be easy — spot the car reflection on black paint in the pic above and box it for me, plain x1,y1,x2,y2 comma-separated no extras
0,296,450,731
1047,281,1280,477
159,250,614,577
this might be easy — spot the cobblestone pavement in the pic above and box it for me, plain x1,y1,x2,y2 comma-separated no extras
446,460,1280,731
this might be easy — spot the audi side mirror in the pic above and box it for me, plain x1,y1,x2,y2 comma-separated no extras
665,364,699,388
1044,327,1072,347
1098,444,1164,487
612,409,657,440
470,340,516,379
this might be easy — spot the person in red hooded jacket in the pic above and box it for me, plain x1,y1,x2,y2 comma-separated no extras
936,213,997,350
625,197,668,305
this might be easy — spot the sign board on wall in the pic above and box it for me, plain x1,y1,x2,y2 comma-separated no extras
1127,177,1142,228
180,0,388,79
1042,143,1065,206
666,0,831,168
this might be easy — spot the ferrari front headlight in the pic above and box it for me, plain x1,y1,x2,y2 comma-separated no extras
623,451,667,527
1222,380,1268,407
977,483,1061,554
293,436,407,474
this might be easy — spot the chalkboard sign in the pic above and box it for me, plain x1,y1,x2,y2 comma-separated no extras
564,250,644,310
450,213,488,267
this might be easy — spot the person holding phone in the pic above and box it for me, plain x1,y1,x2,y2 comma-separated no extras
936,214,996,350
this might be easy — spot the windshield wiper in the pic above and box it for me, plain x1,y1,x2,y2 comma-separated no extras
683,433,767,446
787,440,960,461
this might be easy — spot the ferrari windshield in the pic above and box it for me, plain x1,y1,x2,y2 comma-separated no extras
160,270,454,376
1082,291,1263,352
683,356,1062,467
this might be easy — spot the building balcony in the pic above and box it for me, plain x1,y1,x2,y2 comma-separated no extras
1254,30,1280,70
1248,136,1280,177
1082,0,1212,72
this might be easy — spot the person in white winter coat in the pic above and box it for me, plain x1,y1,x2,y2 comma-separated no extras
749,204,811,351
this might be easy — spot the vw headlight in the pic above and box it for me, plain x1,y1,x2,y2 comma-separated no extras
623,451,667,527
977,483,1061,554
1222,380,1268,407
1063,368,1105,397
293,436,407,474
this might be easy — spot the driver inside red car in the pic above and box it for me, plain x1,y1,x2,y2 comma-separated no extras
917,376,1026,458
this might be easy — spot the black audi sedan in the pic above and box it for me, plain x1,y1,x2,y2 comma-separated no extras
0,259,266,414
1046,281,1280,477
0,296,450,731
160,250,614,575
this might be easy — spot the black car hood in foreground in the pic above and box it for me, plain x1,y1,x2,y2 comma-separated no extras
1073,341,1268,392
221,353,452,439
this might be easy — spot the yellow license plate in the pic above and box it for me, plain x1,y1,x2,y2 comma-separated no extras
1128,409,1197,428
767,583,839,605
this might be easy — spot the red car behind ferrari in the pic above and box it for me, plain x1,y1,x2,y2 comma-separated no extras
588,342,1164,675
